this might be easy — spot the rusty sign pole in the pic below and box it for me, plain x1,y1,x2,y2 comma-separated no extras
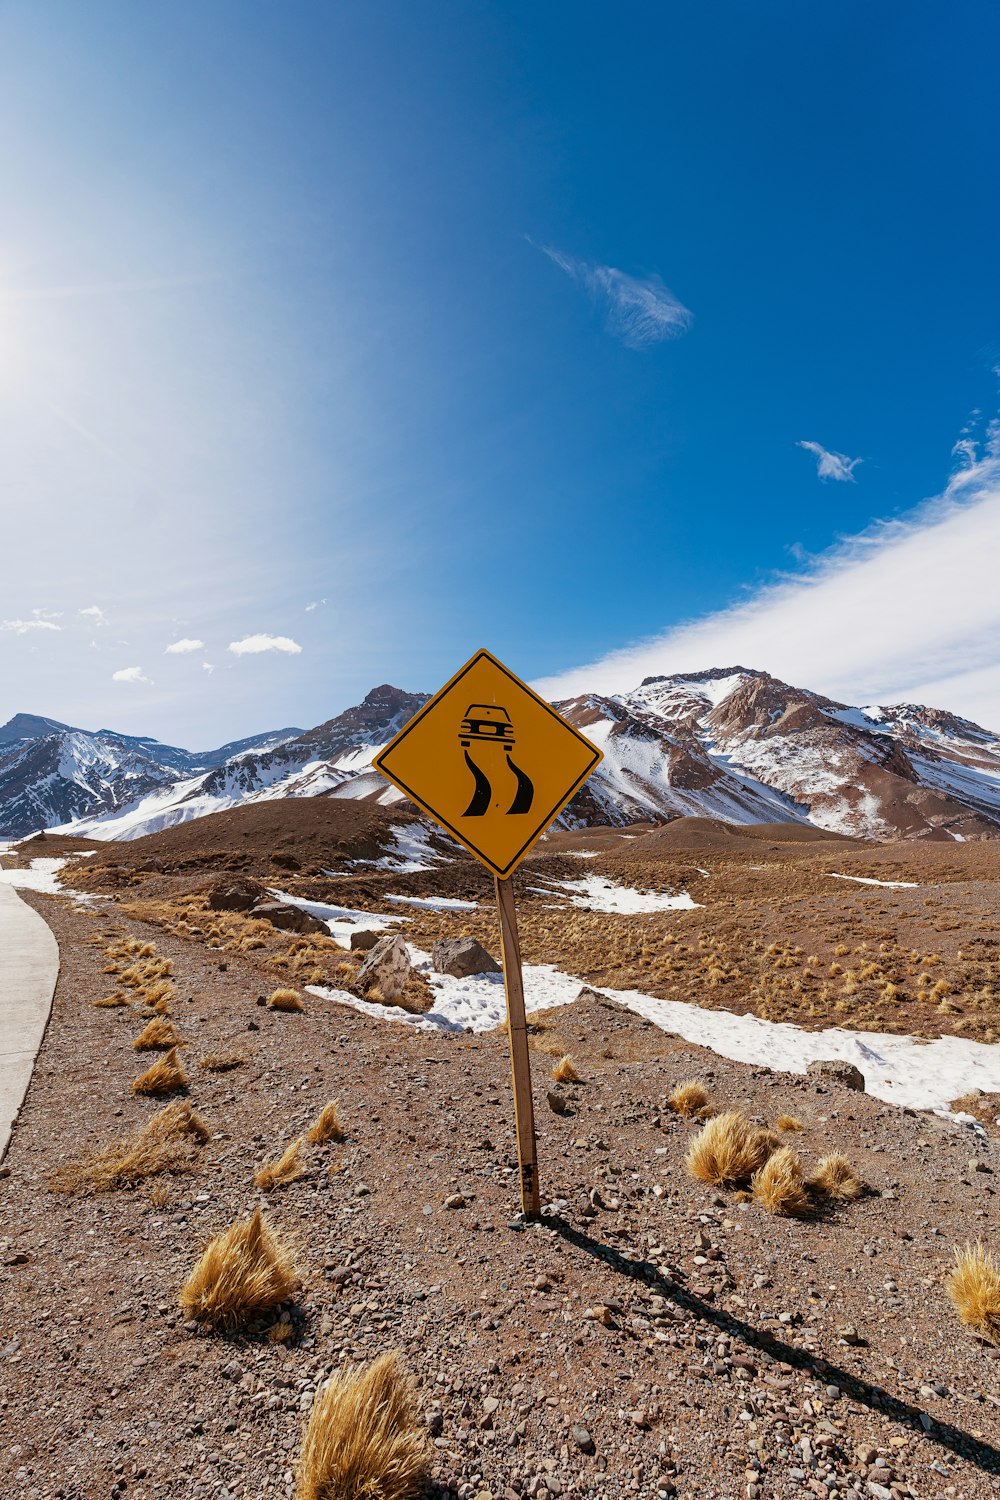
494,873,541,1219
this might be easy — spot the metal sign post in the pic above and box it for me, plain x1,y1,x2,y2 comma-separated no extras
374,648,602,1220
493,873,540,1217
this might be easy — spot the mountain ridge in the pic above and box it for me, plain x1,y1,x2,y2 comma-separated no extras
2,670,998,843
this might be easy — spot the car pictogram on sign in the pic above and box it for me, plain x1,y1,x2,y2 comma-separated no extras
459,704,515,747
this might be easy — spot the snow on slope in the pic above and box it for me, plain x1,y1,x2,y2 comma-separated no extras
44,668,1000,844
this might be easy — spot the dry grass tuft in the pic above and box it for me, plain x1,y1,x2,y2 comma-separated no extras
91,991,129,1008
308,1101,344,1145
297,1351,429,1500
751,1146,814,1218
775,1114,804,1132
667,1080,713,1119
946,1242,1000,1344
131,1046,187,1097
133,1016,180,1051
49,1099,208,1194
178,1205,299,1331
551,1055,581,1084
199,1051,247,1072
685,1111,777,1187
255,1137,307,1191
268,987,304,1012
807,1153,865,1203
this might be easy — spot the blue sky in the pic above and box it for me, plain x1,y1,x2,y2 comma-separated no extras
2,1,1000,745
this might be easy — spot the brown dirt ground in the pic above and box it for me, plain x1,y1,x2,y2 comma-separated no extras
1,873,999,1500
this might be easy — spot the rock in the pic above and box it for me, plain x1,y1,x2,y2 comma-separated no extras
431,936,501,978
356,934,412,1001
251,901,327,935
546,1089,571,1116
969,1156,990,1173
571,1425,595,1455
272,853,301,870
806,1059,865,1092
443,1193,467,1210
425,1410,443,1436
349,929,381,952
207,877,267,912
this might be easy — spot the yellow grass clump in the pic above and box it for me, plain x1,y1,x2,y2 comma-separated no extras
685,1111,777,1188
91,991,129,1008
807,1153,865,1202
946,1242,1000,1344
751,1146,813,1218
667,1080,713,1120
133,1017,179,1051
49,1099,208,1194
131,1046,187,1097
255,1137,307,1191
200,1051,247,1072
297,1352,429,1500
178,1205,299,1331
775,1114,803,1132
308,1101,344,1145
268,988,304,1012
551,1055,581,1084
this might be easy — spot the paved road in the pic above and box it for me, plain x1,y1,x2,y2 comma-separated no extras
0,881,60,1161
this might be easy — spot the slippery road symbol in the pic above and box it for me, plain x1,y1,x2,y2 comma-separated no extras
459,704,534,818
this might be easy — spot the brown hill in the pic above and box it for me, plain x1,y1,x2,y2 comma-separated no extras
71,799,419,883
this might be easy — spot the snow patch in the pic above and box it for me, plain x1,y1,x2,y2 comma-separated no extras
826,873,919,889
540,874,700,914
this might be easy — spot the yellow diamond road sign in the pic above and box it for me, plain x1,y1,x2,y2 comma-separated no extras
374,649,603,879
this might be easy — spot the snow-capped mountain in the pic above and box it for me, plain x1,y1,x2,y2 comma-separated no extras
0,716,303,838
5,669,1000,843
52,686,427,841
557,668,1000,840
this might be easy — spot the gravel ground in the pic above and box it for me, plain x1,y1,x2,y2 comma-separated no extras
1,891,999,1500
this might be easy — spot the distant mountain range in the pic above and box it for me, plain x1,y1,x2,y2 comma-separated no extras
2,667,999,842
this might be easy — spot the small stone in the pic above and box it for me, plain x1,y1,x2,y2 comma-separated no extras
571,1425,595,1455
425,1411,444,1436
806,1059,865,1092
444,1193,467,1210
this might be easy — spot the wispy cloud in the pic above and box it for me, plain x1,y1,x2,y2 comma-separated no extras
202,661,215,675
79,605,107,624
112,665,152,684
228,633,302,656
304,598,327,612
538,244,693,349
797,440,861,482
536,425,1000,730
164,637,205,654
2,618,62,635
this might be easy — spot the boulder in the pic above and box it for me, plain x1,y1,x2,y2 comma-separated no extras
349,929,382,952
251,900,327,936
271,853,301,871
207,877,267,913
806,1059,865,1092
356,933,411,1001
431,936,501,978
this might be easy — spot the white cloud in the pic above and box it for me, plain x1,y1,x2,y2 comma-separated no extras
535,432,1000,731
797,440,861,482
304,598,327,612
539,245,693,349
112,665,152,684
202,661,214,674
164,637,205,654
228,633,302,656
78,605,107,623
1,618,62,635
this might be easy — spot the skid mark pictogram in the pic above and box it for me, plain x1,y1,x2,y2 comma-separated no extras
459,703,535,818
